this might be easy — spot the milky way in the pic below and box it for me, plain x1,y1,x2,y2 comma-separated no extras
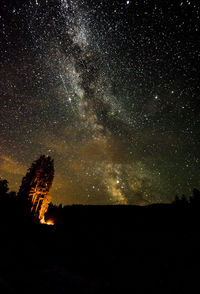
0,0,200,205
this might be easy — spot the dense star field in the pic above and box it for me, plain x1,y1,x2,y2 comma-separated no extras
0,0,199,205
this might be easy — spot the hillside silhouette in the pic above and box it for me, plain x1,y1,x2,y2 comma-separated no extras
1,172,200,230
1,159,200,293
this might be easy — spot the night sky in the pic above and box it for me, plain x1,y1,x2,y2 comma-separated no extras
0,0,199,205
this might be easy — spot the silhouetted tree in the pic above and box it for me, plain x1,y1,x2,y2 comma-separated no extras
173,194,188,206
0,178,9,196
180,194,188,206
173,195,180,204
18,155,54,222
190,188,200,206
8,191,17,200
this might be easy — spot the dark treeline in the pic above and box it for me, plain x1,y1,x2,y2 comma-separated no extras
0,178,32,224
1,177,200,293
1,175,200,230
45,188,200,230
0,155,54,224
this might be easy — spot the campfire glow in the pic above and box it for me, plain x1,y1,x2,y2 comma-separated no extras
46,220,54,225
40,217,54,225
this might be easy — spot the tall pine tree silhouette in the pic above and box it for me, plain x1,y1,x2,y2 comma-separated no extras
18,155,54,222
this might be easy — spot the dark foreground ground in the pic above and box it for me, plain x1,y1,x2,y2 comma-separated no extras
1,205,200,293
